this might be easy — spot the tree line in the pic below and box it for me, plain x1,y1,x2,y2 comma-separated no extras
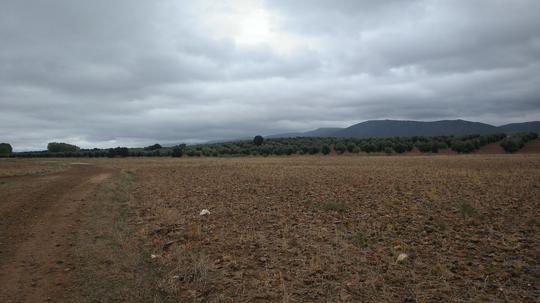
2,131,536,158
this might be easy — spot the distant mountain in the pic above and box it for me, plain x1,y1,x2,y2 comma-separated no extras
268,127,344,138
268,119,539,139
498,121,540,133
334,119,500,138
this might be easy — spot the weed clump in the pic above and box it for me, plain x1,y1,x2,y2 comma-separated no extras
322,201,347,213
352,231,366,247
459,202,478,218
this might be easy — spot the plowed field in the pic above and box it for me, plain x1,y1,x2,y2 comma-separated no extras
1,155,539,302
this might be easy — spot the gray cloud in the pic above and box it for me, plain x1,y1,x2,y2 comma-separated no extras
0,0,539,151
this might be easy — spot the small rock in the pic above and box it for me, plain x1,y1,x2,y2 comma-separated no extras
396,253,408,263
150,254,159,259
340,294,353,301
199,209,211,216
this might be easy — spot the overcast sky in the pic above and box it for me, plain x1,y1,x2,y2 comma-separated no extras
1,0,539,150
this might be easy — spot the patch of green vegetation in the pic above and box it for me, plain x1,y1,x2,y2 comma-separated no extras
459,202,478,218
500,131,538,153
352,231,366,246
9,131,526,158
73,170,177,303
322,201,347,213
434,218,448,232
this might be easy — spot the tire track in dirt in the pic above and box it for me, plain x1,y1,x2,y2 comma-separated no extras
0,164,116,303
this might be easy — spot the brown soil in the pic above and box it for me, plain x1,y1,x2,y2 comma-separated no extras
0,164,114,303
474,142,506,154
126,156,540,302
1,155,539,302
519,138,540,154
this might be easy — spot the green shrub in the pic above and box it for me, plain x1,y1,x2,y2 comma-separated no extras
144,143,162,151
308,146,320,155
500,132,537,153
321,145,331,155
322,201,347,213
392,143,409,153
172,144,186,157
107,147,129,157
0,143,12,155
459,202,478,218
253,135,264,146
335,143,346,154
500,137,522,153
352,231,366,246
47,142,80,153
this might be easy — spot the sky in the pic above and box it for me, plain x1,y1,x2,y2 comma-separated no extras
1,0,539,151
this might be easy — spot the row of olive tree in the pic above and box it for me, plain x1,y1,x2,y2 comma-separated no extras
175,133,516,157
4,132,537,158
500,131,538,153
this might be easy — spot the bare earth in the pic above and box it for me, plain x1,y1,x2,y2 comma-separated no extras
0,152,539,302
0,163,114,302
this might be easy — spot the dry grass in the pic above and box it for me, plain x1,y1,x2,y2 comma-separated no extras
0,158,69,177
71,170,167,302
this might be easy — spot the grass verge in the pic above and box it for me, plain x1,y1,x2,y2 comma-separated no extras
71,170,170,302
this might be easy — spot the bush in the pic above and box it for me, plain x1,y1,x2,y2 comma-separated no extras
417,142,432,153
47,142,80,153
500,132,537,153
321,145,331,155
451,140,476,153
145,143,162,151
284,146,294,155
417,141,440,153
0,143,12,155
500,137,523,153
361,143,376,153
253,135,264,146
108,147,129,157
322,201,347,213
171,144,185,158
308,146,320,155
335,143,346,154
392,143,409,154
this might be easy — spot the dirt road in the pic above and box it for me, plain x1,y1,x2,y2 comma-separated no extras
0,164,114,303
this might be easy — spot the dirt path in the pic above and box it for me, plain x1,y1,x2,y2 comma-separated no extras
0,164,115,303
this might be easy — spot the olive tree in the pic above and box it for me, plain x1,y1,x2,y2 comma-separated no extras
253,135,264,146
0,143,12,155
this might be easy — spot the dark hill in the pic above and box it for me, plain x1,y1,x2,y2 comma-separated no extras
268,127,344,138
333,119,500,138
263,119,539,140
498,121,540,133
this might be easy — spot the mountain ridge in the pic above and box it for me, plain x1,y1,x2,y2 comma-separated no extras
268,119,540,139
